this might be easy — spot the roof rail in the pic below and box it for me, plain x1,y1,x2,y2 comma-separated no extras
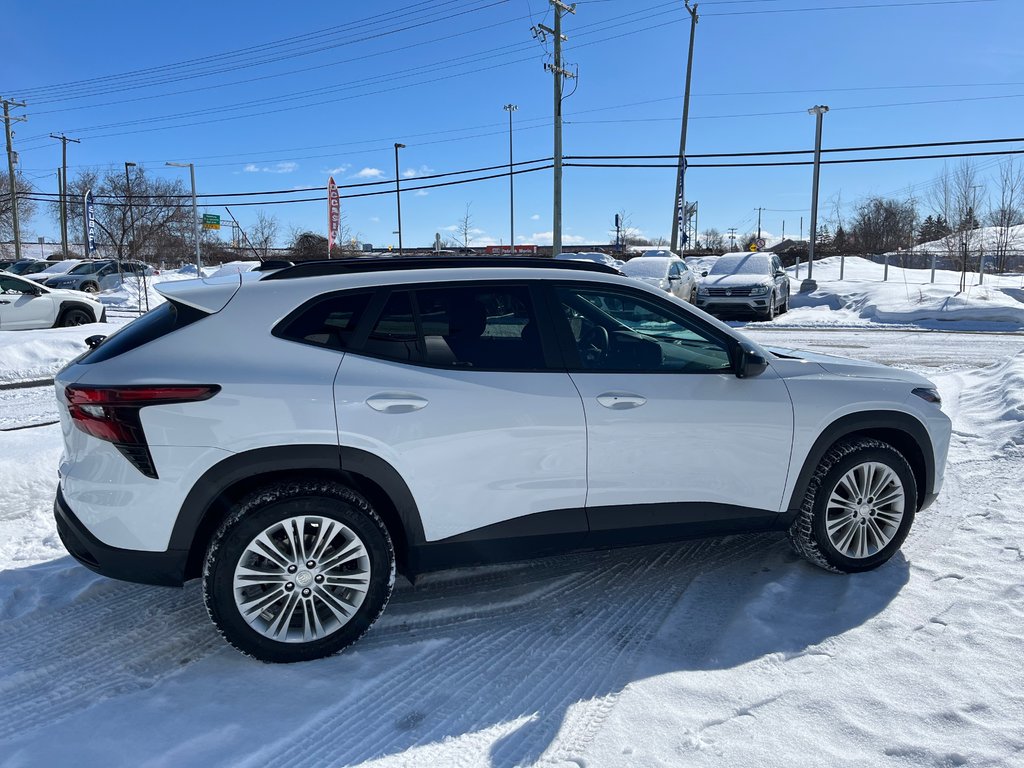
261,256,621,281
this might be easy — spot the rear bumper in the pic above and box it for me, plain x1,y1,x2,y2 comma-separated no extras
54,485,188,587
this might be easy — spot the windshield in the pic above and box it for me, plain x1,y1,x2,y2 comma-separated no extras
708,255,772,276
7,262,44,275
622,259,668,278
38,261,78,274
67,262,105,275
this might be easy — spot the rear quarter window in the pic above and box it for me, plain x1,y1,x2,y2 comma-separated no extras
81,302,208,364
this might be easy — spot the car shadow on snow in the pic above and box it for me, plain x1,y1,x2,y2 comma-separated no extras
0,534,908,767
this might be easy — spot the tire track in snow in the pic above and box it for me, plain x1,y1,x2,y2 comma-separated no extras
246,535,771,768
0,581,222,742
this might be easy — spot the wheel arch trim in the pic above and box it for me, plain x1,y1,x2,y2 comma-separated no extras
781,410,934,524
170,445,426,579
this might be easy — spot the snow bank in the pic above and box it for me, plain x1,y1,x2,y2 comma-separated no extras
0,326,104,383
779,256,1024,330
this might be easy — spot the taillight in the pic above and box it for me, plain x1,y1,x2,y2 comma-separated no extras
64,385,220,478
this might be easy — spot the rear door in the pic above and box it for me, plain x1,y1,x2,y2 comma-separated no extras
546,282,794,541
333,281,588,545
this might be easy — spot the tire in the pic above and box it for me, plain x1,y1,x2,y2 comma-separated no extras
203,480,396,663
759,293,777,321
788,437,917,573
778,293,789,314
59,308,93,327
689,287,698,304
81,282,99,294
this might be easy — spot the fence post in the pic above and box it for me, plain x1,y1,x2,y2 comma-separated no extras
883,253,889,282
979,251,985,285
930,252,936,284
840,253,845,280
795,256,801,279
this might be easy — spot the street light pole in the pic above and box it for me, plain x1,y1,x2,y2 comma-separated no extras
394,143,405,256
503,104,518,255
804,105,829,292
670,1,699,254
166,161,201,274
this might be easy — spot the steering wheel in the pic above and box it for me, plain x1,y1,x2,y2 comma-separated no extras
580,324,610,365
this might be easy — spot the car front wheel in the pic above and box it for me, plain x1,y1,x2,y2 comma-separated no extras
81,282,99,294
788,437,917,573
59,308,93,326
203,480,396,663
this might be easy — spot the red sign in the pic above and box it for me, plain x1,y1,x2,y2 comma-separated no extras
328,176,340,255
484,245,538,255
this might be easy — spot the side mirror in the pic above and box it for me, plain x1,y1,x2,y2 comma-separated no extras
668,275,680,281
701,271,708,277
85,334,106,349
30,286,43,296
733,341,768,379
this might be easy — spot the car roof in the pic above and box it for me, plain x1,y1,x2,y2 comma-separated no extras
263,257,620,281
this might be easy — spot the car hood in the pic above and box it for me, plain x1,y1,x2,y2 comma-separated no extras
766,346,934,386
702,273,773,287
44,286,102,304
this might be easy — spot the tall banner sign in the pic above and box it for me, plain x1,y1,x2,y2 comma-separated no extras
328,176,340,257
83,190,96,253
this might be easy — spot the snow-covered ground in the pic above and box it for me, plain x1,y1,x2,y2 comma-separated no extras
0,261,1022,766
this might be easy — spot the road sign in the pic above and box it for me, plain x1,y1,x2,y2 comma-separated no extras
755,238,766,249
749,243,758,252
202,213,221,230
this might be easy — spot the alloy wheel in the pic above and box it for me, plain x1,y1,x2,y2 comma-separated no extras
825,462,905,559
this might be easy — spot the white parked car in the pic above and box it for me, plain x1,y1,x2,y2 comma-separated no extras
696,253,791,320
621,256,697,303
0,271,105,330
54,257,950,662
555,251,625,270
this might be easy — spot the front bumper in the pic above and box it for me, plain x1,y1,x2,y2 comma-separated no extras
54,486,188,587
695,295,771,314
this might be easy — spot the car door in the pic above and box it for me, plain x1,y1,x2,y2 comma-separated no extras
333,282,588,547
546,281,795,542
771,255,789,302
0,275,56,330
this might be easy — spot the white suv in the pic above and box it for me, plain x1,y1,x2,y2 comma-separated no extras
0,271,106,330
53,258,951,663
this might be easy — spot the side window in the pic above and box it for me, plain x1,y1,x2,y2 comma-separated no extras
0,276,32,294
277,291,374,351
362,285,545,370
554,286,733,374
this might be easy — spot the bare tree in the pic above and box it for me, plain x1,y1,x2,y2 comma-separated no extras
249,211,279,258
928,161,985,274
988,158,1024,272
455,203,474,250
0,171,37,243
702,228,725,252
58,165,190,262
849,196,917,254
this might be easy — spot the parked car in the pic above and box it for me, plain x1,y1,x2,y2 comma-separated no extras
696,253,790,320
4,259,51,277
28,259,86,283
555,251,626,270
621,255,697,303
637,249,678,259
54,257,951,662
43,260,154,293
0,271,105,329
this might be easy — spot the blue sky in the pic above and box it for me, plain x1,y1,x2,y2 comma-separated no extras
7,0,1024,250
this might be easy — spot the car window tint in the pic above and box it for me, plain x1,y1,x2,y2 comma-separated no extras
364,290,421,361
414,285,544,370
277,291,374,351
0,276,33,294
555,286,732,374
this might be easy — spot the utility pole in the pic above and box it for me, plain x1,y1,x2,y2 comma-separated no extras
504,104,517,255
670,1,699,254
166,161,201,274
394,142,405,256
534,1,576,258
804,105,829,291
124,162,138,263
3,98,27,261
756,207,764,241
49,133,80,258
728,227,737,252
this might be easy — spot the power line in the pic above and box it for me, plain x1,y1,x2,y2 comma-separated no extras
564,147,1024,168
701,0,997,16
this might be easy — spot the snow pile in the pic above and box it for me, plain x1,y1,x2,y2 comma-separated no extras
781,256,1024,330
916,223,1024,255
98,268,204,312
0,326,103,383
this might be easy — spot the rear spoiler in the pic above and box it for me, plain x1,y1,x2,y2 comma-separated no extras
154,275,246,313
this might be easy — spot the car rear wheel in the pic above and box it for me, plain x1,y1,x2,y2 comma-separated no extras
203,480,396,663
81,282,100,294
59,308,93,327
788,437,917,573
